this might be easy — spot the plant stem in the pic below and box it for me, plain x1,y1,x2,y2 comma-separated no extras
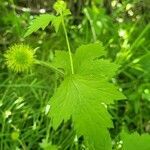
84,8,97,42
61,14,74,74
129,23,150,52
18,139,27,150
138,99,143,133
35,60,64,75
45,118,51,142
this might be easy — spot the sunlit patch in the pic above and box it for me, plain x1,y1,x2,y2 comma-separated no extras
126,3,133,11
117,140,123,149
96,21,102,28
117,3,122,8
142,89,150,101
122,40,130,48
4,110,12,118
4,2,8,6
8,119,12,123
119,88,123,92
30,15,34,19
136,15,141,20
14,97,24,104
45,104,51,115
39,9,46,13
101,102,107,108
116,18,124,23
0,101,3,107
111,0,117,8
32,122,37,130
128,10,134,16
144,89,149,94
118,29,128,39
16,103,25,109
74,135,78,142
38,40,43,44
22,7,30,12
132,58,140,64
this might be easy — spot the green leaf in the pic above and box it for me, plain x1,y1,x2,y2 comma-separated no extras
24,14,54,37
74,42,119,79
52,50,71,75
74,42,106,67
53,42,119,78
50,75,124,150
52,16,62,33
138,52,150,73
121,131,150,150
49,43,125,150
63,9,71,16
77,59,119,79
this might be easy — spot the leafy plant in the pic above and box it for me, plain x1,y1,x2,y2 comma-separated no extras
1,0,150,150
49,43,125,149
18,1,125,149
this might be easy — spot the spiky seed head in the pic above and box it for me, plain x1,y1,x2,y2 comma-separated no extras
4,44,35,73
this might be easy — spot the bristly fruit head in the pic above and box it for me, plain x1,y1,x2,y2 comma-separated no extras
5,44,35,73
53,0,67,14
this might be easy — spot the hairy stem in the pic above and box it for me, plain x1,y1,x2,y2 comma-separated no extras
35,60,64,75
61,14,74,74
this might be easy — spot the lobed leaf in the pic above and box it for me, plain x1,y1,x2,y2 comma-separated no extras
52,16,62,33
52,50,71,75
74,42,105,70
24,14,54,37
49,42,125,149
77,59,120,79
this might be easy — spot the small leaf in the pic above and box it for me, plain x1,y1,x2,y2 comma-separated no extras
24,14,54,37
52,16,62,33
63,9,71,16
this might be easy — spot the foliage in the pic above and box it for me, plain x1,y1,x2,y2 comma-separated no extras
121,131,150,150
49,43,125,149
0,0,149,150
24,14,54,37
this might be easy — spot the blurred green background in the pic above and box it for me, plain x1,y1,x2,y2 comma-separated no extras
0,0,150,150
